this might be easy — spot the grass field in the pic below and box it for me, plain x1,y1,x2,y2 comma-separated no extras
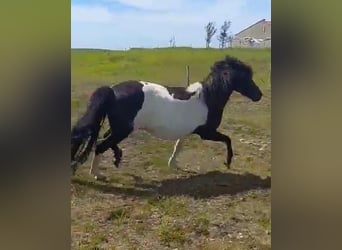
71,48,271,249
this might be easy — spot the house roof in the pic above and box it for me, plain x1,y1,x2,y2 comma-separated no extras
235,19,271,36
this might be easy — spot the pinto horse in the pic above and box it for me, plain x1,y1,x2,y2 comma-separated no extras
71,56,263,180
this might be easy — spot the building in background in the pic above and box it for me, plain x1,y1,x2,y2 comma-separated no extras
232,19,271,48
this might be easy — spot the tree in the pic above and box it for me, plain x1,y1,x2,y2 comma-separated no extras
227,34,233,48
205,22,217,48
217,20,232,48
169,35,176,47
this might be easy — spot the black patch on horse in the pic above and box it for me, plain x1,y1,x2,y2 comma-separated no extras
166,86,196,100
94,80,146,164
111,80,145,122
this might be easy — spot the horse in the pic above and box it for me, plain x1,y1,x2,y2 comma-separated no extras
71,55,263,180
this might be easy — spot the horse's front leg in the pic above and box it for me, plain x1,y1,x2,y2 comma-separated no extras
196,129,233,168
168,139,184,168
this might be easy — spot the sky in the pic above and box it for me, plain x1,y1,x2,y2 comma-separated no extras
71,0,271,50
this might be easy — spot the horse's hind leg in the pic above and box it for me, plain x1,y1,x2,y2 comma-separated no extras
109,124,133,167
90,136,114,181
168,139,184,168
100,128,122,167
111,144,123,167
100,126,122,166
90,124,133,180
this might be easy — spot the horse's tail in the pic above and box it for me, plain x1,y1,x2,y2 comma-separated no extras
71,86,115,168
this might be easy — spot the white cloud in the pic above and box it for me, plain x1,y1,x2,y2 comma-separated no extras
106,0,185,11
72,5,113,23
72,0,247,25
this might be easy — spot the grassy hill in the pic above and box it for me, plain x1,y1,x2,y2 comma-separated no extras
71,48,271,249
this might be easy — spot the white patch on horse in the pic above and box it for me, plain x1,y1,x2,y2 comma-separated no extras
134,81,208,140
90,153,106,180
186,82,203,93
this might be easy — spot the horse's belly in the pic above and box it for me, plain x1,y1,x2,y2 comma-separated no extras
134,109,207,140
147,126,194,140
134,119,196,140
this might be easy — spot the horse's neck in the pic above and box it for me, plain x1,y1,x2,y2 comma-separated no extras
201,82,232,111
201,85,232,129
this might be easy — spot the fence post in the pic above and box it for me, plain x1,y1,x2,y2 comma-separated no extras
186,65,190,86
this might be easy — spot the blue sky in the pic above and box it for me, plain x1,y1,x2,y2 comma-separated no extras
72,0,271,50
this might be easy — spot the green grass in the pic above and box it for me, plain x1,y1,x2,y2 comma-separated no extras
72,47,270,87
71,47,271,249
191,213,210,236
106,208,131,223
158,217,189,247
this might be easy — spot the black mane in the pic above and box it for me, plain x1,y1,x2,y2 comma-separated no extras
198,56,253,129
211,55,253,76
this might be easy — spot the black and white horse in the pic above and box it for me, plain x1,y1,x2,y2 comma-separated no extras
71,56,263,180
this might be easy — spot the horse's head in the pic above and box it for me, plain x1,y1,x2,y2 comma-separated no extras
211,56,263,102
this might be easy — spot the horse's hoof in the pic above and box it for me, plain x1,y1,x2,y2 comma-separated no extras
224,162,231,169
168,160,178,168
113,159,121,168
113,149,123,168
118,149,123,158
94,175,109,182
